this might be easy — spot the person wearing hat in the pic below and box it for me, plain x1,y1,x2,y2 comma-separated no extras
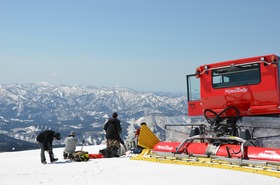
132,122,147,154
36,130,61,164
103,112,122,157
63,131,78,160
135,122,147,139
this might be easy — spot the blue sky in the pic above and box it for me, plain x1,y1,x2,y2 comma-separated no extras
0,0,279,93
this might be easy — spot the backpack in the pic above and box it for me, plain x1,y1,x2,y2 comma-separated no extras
99,147,119,158
72,151,89,162
99,148,110,157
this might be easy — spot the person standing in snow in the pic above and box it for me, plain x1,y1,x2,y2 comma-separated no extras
103,112,122,157
63,131,78,160
36,130,60,164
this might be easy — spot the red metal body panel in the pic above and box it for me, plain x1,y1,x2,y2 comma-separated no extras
188,54,280,117
246,146,280,162
216,144,243,158
153,141,280,162
153,141,180,153
187,100,203,116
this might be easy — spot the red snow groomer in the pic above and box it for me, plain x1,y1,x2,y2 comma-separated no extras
131,54,280,178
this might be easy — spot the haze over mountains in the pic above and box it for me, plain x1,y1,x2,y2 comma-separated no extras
0,83,190,152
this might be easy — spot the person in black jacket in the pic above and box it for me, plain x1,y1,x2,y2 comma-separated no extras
103,112,122,157
36,130,61,164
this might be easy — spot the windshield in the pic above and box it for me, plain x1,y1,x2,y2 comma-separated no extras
212,63,260,88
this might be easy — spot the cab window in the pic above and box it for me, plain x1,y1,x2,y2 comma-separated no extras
212,63,260,88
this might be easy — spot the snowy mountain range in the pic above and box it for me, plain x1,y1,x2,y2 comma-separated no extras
0,83,190,152
2,83,280,152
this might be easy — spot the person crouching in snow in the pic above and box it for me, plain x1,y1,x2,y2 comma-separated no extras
63,131,78,160
103,112,122,158
36,130,60,164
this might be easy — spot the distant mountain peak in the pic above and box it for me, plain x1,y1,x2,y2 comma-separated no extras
0,83,188,151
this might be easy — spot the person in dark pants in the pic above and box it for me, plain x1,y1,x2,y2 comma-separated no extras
36,130,61,164
103,112,122,158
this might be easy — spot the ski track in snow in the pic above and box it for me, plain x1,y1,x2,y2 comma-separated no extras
0,145,280,185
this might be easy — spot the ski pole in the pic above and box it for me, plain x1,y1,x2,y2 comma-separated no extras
81,139,85,151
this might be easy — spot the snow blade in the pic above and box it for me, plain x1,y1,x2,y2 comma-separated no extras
131,150,280,178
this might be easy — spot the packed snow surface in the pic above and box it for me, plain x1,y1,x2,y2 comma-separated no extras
0,145,279,185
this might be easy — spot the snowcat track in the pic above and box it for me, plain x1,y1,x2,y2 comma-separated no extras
130,149,280,178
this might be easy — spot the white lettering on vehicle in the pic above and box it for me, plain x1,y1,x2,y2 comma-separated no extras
257,150,280,160
156,145,174,151
225,87,248,94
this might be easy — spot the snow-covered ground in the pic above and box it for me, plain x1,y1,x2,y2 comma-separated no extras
0,145,279,185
